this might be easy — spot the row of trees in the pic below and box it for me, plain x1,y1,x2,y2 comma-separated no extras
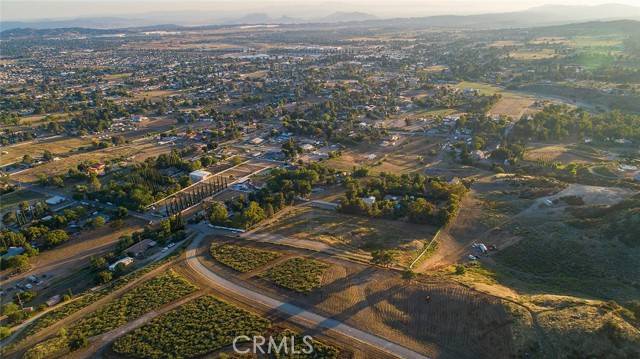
166,177,228,216
511,105,640,143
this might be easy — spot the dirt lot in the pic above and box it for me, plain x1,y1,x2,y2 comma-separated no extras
324,137,440,175
509,49,559,60
132,89,179,101
196,237,516,359
12,139,173,182
256,206,437,267
523,144,601,164
488,95,536,119
1,136,94,166
454,81,542,119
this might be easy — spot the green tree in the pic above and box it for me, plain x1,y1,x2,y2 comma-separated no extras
116,206,128,219
51,176,64,188
371,250,395,267
91,216,106,228
43,150,54,162
281,138,301,160
96,270,113,284
240,201,265,228
90,256,108,271
22,154,33,165
408,198,437,224
88,174,101,192
7,255,31,273
208,202,228,226
68,333,88,350
0,326,11,340
43,230,69,247
264,203,275,218
402,269,417,282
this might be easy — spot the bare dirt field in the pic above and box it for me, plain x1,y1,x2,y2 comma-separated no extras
510,49,559,60
523,144,601,164
256,206,437,267
1,136,94,166
521,183,636,218
13,139,173,182
132,89,179,101
324,136,440,175
417,191,488,271
488,95,536,119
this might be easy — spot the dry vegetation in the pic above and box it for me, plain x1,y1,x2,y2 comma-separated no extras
0,136,93,166
257,206,436,267
210,243,282,272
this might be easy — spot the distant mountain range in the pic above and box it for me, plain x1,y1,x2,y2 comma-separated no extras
0,11,378,31
1,4,639,32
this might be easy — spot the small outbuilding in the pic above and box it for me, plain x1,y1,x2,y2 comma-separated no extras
189,169,212,183
108,257,134,271
45,196,66,205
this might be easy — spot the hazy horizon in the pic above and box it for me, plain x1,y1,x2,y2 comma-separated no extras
3,0,640,22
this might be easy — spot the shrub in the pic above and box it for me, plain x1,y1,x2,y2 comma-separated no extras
210,243,281,273
112,295,270,358
260,257,328,293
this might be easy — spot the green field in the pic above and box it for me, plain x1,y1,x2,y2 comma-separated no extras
113,295,270,358
24,270,198,359
210,243,282,272
260,257,329,293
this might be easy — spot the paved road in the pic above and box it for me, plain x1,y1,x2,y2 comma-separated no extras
186,232,430,359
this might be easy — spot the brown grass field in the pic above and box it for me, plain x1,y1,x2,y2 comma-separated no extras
1,136,94,166
523,144,600,164
256,206,437,267
510,49,559,60
132,89,179,101
13,139,173,182
489,96,536,119
196,237,516,359
324,136,439,175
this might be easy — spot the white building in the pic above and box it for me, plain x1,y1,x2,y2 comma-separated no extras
300,143,315,152
362,196,376,206
189,169,212,183
250,137,264,145
45,195,66,205
109,257,134,271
